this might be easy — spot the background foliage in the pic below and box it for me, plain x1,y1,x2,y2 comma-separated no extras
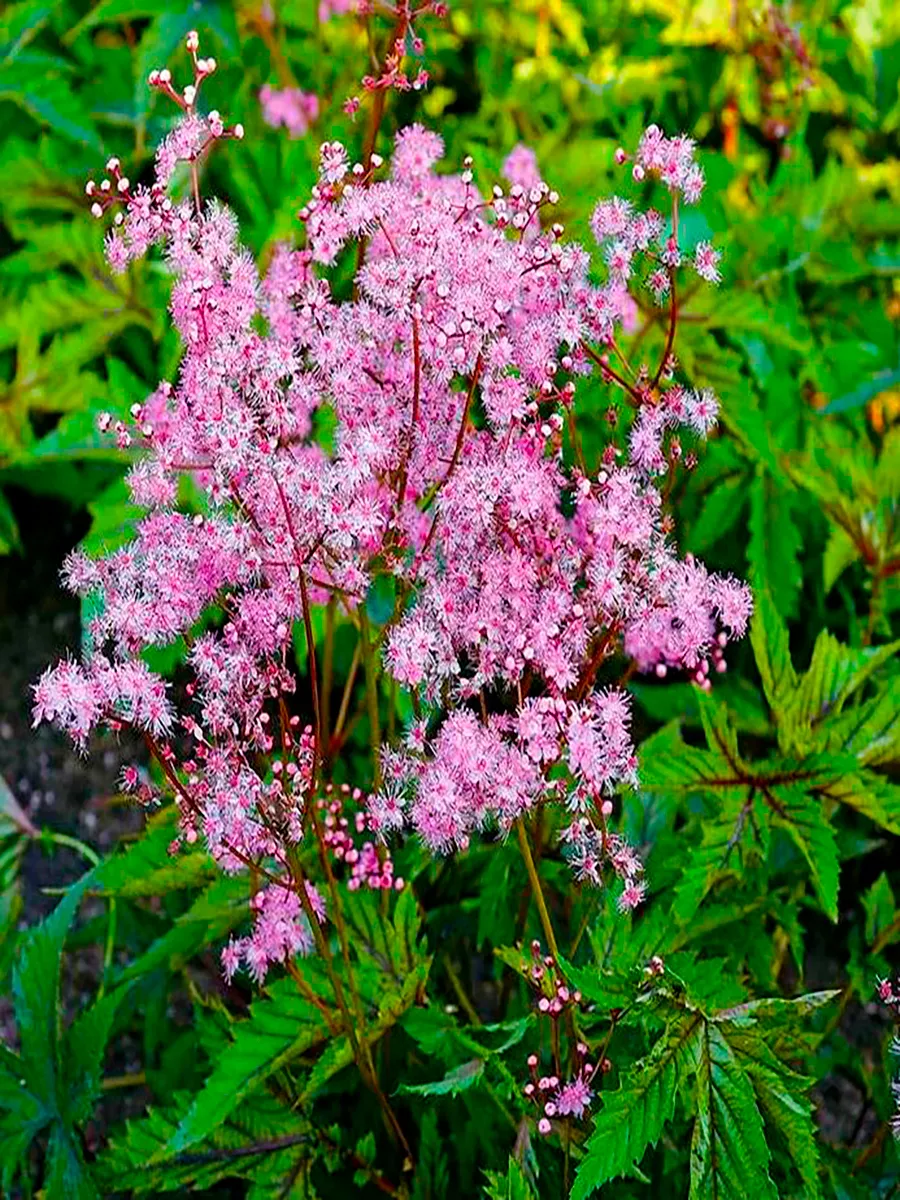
1,0,900,1196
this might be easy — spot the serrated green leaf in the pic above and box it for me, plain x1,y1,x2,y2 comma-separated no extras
483,1157,537,1200
572,1013,702,1198
95,809,216,897
398,1057,485,1097
823,526,860,594
774,788,839,922
750,585,799,721
687,1023,777,1200
116,874,248,984
792,632,900,732
2,872,100,1196
164,972,336,1155
863,873,896,946
748,468,802,620
672,788,767,924
64,988,125,1126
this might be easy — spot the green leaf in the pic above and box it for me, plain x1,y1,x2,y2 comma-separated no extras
12,872,93,1103
398,1058,485,1098
116,874,248,984
792,632,900,732
721,1027,824,1199
672,788,767,924
412,1109,450,1200
166,948,429,1155
820,768,900,837
483,1158,537,1200
63,989,125,1125
65,0,180,40
572,1013,702,1198
95,808,216,897
638,722,731,793
774,789,840,923
748,467,802,620
750,585,799,722
164,971,336,1156
863,873,896,946
822,527,860,594
687,1023,777,1200
98,1089,311,1194
2,872,100,1197
0,54,101,149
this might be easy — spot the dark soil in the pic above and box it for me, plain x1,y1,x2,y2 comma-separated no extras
0,488,146,923
0,488,151,1138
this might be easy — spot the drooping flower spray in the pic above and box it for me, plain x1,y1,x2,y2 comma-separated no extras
35,15,750,1154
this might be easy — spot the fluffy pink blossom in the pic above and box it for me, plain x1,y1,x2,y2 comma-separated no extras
42,32,751,959
555,1074,594,1118
260,85,319,138
222,880,325,983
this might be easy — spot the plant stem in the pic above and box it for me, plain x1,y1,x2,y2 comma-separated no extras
321,597,336,760
359,606,383,789
516,818,560,961
443,955,481,1026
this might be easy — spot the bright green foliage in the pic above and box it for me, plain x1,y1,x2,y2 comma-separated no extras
573,982,836,1199
0,873,125,1197
641,606,900,926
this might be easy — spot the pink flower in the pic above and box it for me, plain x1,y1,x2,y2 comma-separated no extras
260,85,319,138
694,240,722,283
555,1075,593,1119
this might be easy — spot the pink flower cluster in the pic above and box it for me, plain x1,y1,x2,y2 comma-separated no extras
223,879,326,984
341,0,447,115
526,1050,597,1135
260,85,319,138
318,784,404,892
86,40,243,271
519,942,602,1136
35,30,752,983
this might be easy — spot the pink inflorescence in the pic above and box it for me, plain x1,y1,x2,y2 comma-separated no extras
35,26,751,983
318,783,404,892
223,879,326,984
259,85,319,138
341,0,448,115
520,942,600,1137
85,34,243,273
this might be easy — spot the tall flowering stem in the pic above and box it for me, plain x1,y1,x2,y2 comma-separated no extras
35,30,753,1156
516,818,560,962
